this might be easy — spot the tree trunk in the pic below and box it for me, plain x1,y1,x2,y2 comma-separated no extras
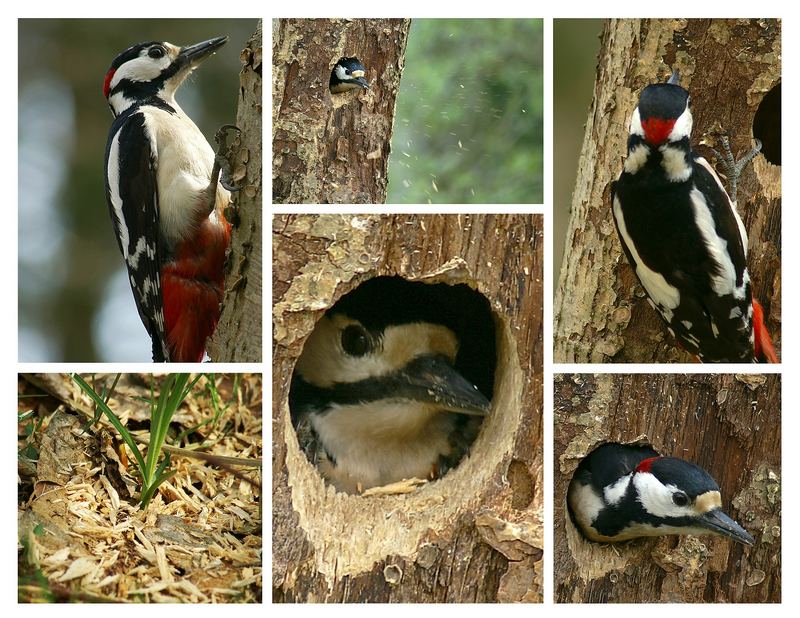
271,18,410,204
553,18,781,362
272,214,543,602
208,22,263,362
554,373,781,603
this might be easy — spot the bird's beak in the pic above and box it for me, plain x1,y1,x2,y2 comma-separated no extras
398,355,490,417
179,35,228,66
698,508,754,546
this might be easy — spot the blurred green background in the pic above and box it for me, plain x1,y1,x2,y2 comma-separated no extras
388,19,543,204
19,18,256,362
553,19,603,290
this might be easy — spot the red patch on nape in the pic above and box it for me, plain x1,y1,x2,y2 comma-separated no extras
641,117,676,147
753,299,778,363
103,68,115,99
635,456,660,473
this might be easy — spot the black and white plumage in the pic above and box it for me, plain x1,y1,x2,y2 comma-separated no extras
329,57,369,94
611,70,775,363
103,37,231,361
567,443,754,546
290,278,493,494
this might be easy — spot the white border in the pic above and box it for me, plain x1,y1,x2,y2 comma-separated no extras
5,0,792,611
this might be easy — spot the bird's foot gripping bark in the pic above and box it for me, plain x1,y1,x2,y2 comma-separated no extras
213,124,243,192
708,133,762,204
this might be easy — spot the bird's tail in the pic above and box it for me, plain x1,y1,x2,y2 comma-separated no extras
753,299,778,363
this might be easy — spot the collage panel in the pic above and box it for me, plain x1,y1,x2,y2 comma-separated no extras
272,214,543,602
18,18,262,363
11,10,791,610
554,373,780,603
272,18,543,204
553,19,781,364
17,373,263,602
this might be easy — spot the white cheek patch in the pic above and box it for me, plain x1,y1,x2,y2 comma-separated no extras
110,54,172,89
629,107,644,137
668,106,693,141
613,196,681,312
633,474,696,518
689,187,747,300
335,65,350,81
294,315,386,387
294,315,459,388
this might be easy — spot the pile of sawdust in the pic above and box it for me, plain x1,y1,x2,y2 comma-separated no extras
18,373,262,603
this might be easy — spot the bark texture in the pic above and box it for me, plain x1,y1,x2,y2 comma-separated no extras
209,23,263,362
554,18,781,363
272,18,410,203
272,214,543,602
554,373,781,603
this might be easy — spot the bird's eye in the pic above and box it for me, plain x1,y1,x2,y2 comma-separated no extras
148,46,165,59
341,325,371,356
672,491,689,507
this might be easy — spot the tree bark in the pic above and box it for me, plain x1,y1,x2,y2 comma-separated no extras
554,373,781,603
272,18,410,204
272,214,543,602
554,18,781,363
208,22,263,362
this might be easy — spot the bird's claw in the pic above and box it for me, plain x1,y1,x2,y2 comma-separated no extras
708,133,762,203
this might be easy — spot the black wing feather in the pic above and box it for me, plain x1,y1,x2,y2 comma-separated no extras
104,108,169,361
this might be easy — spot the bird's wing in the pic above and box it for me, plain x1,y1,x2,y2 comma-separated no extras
104,108,169,361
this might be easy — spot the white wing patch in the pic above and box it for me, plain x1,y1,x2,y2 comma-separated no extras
603,473,632,506
613,196,680,313
695,155,749,255
106,130,129,258
568,482,605,532
689,187,747,300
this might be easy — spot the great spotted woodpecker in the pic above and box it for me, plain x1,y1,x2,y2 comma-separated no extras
329,57,369,94
611,70,777,363
103,36,234,362
568,443,754,546
289,278,491,494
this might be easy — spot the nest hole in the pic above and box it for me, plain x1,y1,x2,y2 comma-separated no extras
753,82,780,165
289,275,498,494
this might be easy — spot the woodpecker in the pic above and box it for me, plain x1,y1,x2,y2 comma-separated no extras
329,57,369,94
568,443,754,546
611,70,777,363
103,36,235,362
289,279,492,494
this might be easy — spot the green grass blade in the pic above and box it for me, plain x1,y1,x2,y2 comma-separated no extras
70,374,146,472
